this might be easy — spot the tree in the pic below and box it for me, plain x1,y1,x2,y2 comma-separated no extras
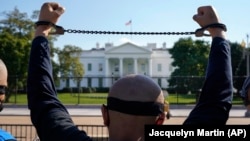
57,45,84,89
0,8,34,102
230,42,248,95
168,37,210,94
0,8,59,102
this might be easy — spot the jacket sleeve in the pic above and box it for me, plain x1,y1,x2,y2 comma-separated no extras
183,37,233,125
27,36,92,141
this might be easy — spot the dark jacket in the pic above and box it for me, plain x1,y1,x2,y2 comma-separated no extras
183,37,233,124
27,36,92,141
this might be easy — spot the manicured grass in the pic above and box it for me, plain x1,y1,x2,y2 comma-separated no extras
58,93,107,104
166,94,244,105
8,93,108,105
8,93,244,105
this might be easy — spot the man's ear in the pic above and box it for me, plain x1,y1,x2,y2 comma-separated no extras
155,113,165,125
101,105,110,126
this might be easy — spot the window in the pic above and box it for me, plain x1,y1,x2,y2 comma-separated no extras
158,78,162,87
87,78,92,87
141,64,145,72
128,63,132,73
98,78,103,88
99,63,103,71
88,63,92,71
66,78,70,88
114,63,119,71
157,64,162,72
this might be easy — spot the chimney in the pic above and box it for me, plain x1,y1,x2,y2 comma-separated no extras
96,42,100,49
163,42,166,48
147,43,157,49
105,42,113,48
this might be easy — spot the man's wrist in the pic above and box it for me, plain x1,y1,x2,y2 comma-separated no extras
207,23,226,39
209,29,226,39
35,26,51,37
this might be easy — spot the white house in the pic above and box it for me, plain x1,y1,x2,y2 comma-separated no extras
58,42,174,89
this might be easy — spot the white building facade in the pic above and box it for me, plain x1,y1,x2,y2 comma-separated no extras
59,42,174,89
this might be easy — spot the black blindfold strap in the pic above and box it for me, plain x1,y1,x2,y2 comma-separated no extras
0,86,7,95
0,101,3,112
107,97,164,116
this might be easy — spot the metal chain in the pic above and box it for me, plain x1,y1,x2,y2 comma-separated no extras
36,21,226,37
48,23,212,37
64,29,196,36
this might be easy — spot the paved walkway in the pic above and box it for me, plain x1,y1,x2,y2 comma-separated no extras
1,104,249,117
1,104,249,125
1,105,249,141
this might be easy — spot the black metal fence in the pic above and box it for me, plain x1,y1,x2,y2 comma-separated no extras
7,75,248,94
0,124,108,141
6,75,246,105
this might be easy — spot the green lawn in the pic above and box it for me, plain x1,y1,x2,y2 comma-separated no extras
8,93,244,105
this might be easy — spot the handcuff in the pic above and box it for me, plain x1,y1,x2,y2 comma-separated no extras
35,21,64,35
35,21,227,37
194,23,227,37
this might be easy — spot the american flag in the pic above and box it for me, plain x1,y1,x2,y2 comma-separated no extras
125,20,132,26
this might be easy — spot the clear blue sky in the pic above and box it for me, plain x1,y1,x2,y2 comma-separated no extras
1,0,249,49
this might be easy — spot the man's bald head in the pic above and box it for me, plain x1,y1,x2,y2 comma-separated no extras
109,74,164,103
0,59,7,112
0,59,8,86
105,74,165,117
102,74,166,139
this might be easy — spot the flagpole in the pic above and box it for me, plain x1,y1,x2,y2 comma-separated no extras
130,19,133,40
125,19,133,40
247,34,249,76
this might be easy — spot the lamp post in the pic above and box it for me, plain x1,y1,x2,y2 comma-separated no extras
244,34,250,117
242,34,250,78
243,47,250,76
111,72,114,85
246,34,250,76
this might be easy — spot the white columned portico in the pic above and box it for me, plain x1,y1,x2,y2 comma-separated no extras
105,58,109,76
119,58,123,77
149,58,152,76
105,58,110,87
134,58,138,74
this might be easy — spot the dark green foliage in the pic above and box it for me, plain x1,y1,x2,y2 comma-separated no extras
168,37,209,93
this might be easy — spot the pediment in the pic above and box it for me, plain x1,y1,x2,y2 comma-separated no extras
105,42,151,54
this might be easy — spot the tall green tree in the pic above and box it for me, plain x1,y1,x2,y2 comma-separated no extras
0,8,59,102
168,37,210,94
0,7,34,102
230,42,248,94
57,45,84,88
